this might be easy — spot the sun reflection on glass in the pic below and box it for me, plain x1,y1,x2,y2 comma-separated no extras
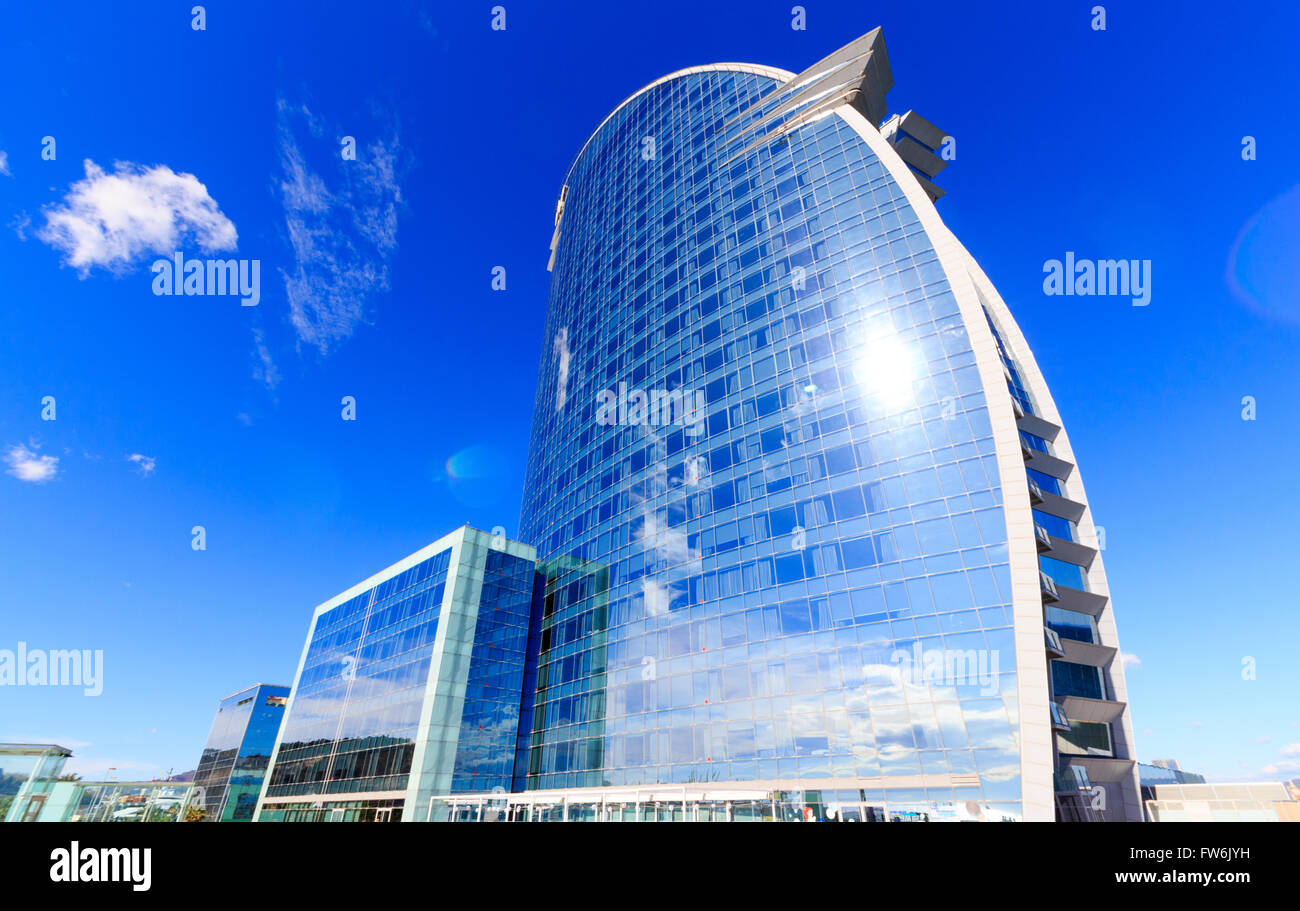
854,334,915,408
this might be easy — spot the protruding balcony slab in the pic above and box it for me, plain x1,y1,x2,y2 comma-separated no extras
1061,695,1127,724
1046,534,1097,569
1062,639,1117,668
1025,449,1074,481
1071,756,1135,783
1035,489,1085,523
1052,583,1108,618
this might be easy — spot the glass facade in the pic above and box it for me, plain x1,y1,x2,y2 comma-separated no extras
191,683,289,821
246,29,1141,823
0,744,72,823
263,551,451,801
44,781,193,823
450,549,537,793
517,65,1025,818
257,528,542,821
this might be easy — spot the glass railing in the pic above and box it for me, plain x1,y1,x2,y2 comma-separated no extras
1034,523,1053,550
1054,763,1091,792
1039,571,1060,602
1027,477,1043,503
1044,627,1065,655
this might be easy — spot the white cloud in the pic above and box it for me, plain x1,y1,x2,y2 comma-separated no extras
1280,743,1300,758
0,150,10,176
1119,652,1141,670
276,100,402,354
1262,759,1300,776
126,453,156,476
37,159,236,274
5,443,58,483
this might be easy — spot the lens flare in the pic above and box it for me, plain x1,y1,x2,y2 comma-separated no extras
854,334,915,409
1227,183,1300,324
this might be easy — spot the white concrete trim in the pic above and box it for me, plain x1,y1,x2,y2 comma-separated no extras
960,257,1143,821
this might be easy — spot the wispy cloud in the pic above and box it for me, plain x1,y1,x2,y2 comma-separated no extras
251,327,280,390
1261,744,1300,777
5,442,58,483
1119,652,1141,670
0,150,10,177
37,159,236,275
276,99,403,354
126,453,156,476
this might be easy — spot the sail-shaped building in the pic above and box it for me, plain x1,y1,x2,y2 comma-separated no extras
512,28,1140,822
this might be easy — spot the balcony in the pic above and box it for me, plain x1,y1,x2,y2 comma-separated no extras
1051,582,1109,618
1061,638,1118,668
1016,412,1061,443
1024,448,1074,481
1059,695,1127,725
1032,487,1085,524
1044,533,1098,569
1071,756,1135,784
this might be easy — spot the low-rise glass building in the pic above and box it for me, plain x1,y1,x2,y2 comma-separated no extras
255,526,538,822
34,780,193,823
0,743,72,822
191,683,290,821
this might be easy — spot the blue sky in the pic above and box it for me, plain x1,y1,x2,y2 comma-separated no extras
1,1,1297,784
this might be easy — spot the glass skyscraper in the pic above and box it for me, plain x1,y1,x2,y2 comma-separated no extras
509,27,1141,822
191,683,290,821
